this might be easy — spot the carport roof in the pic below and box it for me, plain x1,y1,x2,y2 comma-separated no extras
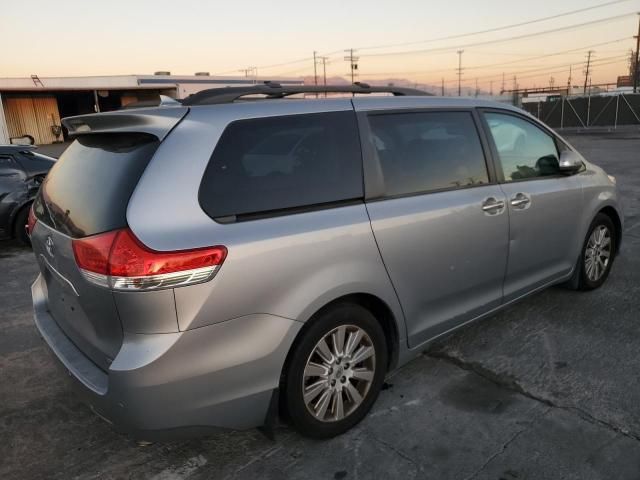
0,74,302,92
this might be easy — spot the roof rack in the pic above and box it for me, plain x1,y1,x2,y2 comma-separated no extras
181,81,430,106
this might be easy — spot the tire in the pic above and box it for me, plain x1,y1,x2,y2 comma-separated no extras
13,205,31,246
571,213,616,291
283,303,388,439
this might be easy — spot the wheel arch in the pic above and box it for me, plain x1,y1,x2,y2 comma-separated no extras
9,200,32,239
598,206,622,254
280,293,401,391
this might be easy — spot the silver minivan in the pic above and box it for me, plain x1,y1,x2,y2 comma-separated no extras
29,84,622,439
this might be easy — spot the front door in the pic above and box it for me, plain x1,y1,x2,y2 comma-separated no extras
481,110,584,301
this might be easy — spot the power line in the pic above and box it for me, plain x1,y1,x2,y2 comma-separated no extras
359,13,636,58
355,39,630,78
439,54,628,86
212,9,635,81
355,0,634,52
508,57,625,84
211,55,314,76
463,38,629,71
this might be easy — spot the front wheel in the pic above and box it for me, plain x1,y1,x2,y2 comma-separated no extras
283,303,387,438
572,213,616,290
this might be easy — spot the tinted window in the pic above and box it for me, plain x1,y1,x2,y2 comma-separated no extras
35,133,158,237
484,112,560,181
199,111,363,219
367,111,488,197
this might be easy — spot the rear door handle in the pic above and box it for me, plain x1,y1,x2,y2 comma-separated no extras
510,193,531,209
481,197,505,215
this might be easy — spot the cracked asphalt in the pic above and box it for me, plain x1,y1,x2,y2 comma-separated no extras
2,131,639,479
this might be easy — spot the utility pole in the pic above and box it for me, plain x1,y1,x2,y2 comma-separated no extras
240,67,258,84
634,14,640,93
313,51,318,86
501,72,505,94
475,78,479,97
441,78,445,96
456,50,464,96
490,80,493,96
583,50,594,95
318,56,328,96
567,64,572,95
344,49,359,85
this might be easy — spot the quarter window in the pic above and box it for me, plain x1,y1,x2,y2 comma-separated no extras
199,111,363,220
367,111,489,197
484,112,560,181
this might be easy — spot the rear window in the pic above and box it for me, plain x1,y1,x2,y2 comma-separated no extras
198,111,363,221
34,133,158,238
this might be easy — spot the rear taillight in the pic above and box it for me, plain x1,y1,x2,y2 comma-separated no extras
26,204,37,236
72,227,227,291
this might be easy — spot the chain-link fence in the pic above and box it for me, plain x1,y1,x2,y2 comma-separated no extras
521,93,640,129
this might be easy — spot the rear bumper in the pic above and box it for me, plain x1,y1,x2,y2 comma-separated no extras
32,274,301,439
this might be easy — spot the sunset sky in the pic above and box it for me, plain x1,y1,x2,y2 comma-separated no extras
3,0,639,92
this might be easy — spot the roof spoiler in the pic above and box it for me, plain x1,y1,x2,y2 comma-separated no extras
61,105,189,140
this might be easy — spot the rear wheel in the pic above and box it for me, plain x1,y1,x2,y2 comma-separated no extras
572,213,616,290
283,303,387,438
13,205,31,246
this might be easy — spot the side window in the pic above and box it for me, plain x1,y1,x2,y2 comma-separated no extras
484,112,560,182
367,111,489,197
199,111,363,220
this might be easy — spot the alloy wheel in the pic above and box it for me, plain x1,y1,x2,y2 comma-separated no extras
302,325,376,423
584,225,612,282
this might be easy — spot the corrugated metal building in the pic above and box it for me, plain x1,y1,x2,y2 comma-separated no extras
0,74,302,145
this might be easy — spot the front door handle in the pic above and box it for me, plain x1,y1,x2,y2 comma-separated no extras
481,197,505,215
510,193,531,209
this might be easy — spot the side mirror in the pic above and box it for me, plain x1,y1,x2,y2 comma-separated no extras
558,150,583,173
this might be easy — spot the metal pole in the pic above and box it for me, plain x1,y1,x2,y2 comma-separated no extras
350,49,354,84
587,78,592,126
614,93,620,129
560,96,565,129
457,50,464,97
441,78,445,96
321,57,327,97
583,50,593,95
634,14,640,93
313,51,318,98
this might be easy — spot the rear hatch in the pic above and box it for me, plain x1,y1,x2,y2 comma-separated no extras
31,107,188,370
